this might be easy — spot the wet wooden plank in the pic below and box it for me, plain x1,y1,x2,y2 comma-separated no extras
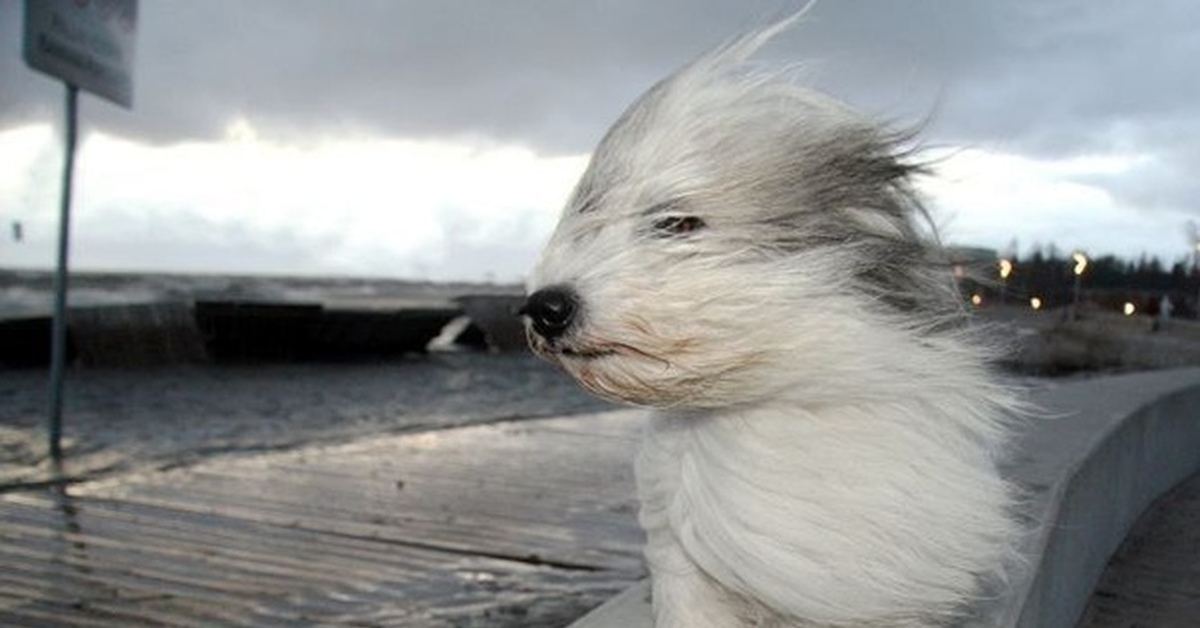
0,411,648,627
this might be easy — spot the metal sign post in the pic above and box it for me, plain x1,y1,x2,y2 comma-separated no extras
47,83,79,462
23,0,137,463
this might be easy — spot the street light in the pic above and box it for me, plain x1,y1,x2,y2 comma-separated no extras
1071,251,1089,321
1072,252,1089,276
998,258,1013,305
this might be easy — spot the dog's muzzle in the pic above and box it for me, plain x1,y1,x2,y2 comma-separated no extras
522,286,578,341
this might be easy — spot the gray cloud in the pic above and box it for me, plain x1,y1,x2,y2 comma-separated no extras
5,0,783,150
3,0,1198,273
5,1,1196,157
927,2,1198,153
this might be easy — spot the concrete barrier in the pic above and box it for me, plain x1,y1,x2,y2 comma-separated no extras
69,302,207,367
569,368,1200,627
1006,368,1200,627
455,294,528,352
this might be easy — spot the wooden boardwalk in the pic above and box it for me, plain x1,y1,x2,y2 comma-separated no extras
0,411,647,627
4,406,1199,627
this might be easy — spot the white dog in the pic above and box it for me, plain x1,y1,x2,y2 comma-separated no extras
524,17,1021,628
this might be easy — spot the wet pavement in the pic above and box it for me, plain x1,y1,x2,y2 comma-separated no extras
0,410,648,627
3,377,1199,626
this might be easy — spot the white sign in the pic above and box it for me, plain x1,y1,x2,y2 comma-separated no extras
23,0,138,108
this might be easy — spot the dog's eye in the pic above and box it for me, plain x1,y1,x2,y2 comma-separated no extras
652,215,706,237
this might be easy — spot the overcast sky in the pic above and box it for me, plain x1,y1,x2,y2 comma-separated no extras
1,0,1198,281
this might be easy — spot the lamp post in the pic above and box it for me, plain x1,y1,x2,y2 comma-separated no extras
1194,240,1200,320
1071,251,1088,321
1187,221,1199,319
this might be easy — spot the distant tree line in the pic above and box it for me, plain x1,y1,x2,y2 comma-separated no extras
961,246,1200,319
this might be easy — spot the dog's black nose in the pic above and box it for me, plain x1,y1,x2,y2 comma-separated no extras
523,287,578,340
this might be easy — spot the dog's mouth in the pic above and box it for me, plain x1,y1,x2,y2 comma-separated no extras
531,338,618,362
534,335,705,407
527,331,646,364
559,345,618,359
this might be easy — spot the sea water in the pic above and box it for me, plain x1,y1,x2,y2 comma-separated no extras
0,351,613,486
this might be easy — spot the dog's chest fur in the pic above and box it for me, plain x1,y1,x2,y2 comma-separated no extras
634,403,1012,628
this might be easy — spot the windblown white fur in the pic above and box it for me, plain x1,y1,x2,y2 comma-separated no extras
525,16,1022,628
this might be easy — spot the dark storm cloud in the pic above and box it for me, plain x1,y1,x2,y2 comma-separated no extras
2,0,1197,212
0,2,1124,144
4,0,785,150
933,2,1199,148
926,0,1199,216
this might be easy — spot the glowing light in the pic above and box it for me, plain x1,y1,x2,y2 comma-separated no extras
1123,302,1136,316
1072,251,1089,276
971,294,983,306
998,258,1013,280
1030,297,1043,311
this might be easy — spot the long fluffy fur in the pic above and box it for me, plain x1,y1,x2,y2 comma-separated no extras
526,17,1022,628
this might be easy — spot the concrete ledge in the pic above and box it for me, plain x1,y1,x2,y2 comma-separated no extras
569,368,1200,627
1007,368,1200,627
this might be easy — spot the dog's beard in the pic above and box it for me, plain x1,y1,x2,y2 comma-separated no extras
528,322,768,408
529,330,693,406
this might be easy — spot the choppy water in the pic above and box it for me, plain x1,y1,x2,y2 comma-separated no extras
0,352,614,487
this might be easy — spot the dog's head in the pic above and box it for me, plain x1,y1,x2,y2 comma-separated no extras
524,23,964,409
